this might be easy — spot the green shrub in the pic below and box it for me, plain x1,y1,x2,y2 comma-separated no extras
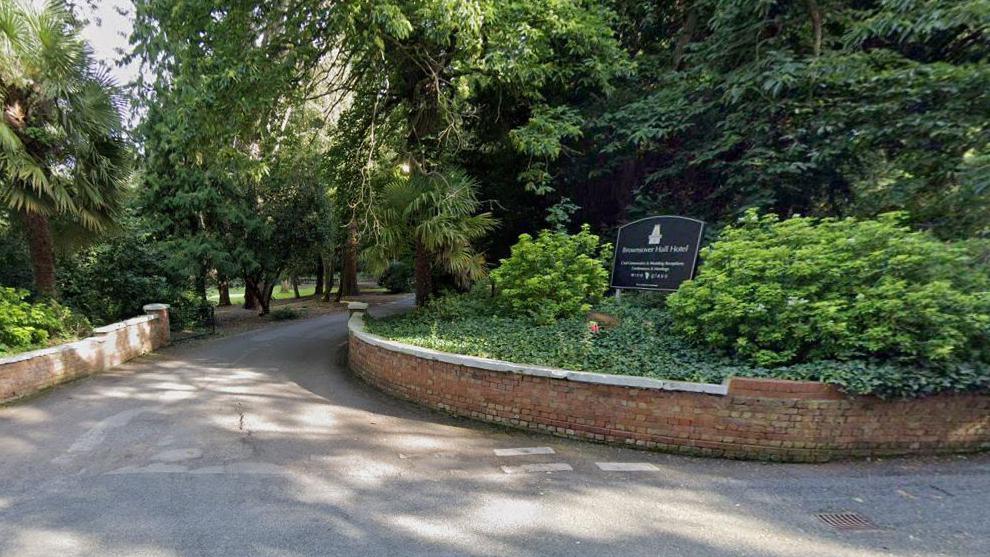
269,307,300,321
667,211,990,368
58,222,196,326
378,261,413,293
0,288,91,355
168,291,215,331
491,225,611,323
0,218,33,290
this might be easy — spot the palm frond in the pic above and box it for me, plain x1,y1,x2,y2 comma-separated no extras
0,0,129,230
0,2,28,84
363,165,498,285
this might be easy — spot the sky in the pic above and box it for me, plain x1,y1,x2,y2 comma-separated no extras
78,0,139,85
31,0,140,86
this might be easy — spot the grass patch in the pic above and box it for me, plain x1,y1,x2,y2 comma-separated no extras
207,284,391,305
207,285,316,305
269,307,301,321
366,293,990,398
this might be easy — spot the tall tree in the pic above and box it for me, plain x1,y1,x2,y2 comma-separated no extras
562,0,990,238
338,0,628,185
365,168,496,306
131,1,336,313
333,0,629,296
0,0,129,296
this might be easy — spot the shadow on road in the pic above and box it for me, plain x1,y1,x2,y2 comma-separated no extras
1,297,987,556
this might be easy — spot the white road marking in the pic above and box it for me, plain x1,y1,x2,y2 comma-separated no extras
107,462,287,475
53,406,156,464
107,463,189,474
596,462,660,472
493,447,555,457
501,463,573,474
152,448,203,462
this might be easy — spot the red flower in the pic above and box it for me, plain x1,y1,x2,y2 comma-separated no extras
588,321,601,333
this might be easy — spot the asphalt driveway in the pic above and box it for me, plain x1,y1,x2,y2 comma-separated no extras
1,298,987,556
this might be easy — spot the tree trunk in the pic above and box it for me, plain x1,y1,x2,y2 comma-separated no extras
218,278,232,306
22,211,57,298
336,221,360,301
333,247,344,302
195,264,208,302
805,0,823,57
673,8,698,69
314,255,325,297
322,254,334,302
245,276,274,316
243,276,258,310
259,280,276,315
292,275,300,298
414,240,433,307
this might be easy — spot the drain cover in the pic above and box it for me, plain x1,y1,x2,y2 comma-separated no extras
816,512,880,531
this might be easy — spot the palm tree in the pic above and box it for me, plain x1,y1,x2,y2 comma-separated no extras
0,0,129,297
365,167,496,306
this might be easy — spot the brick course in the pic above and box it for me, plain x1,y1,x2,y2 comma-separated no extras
349,316,990,462
0,304,170,404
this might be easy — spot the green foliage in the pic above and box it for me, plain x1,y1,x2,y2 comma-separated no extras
364,167,497,302
0,215,32,289
0,287,90,355
668,211,990,368
0,0,129,229
167,291,215,332
542,0,990,239
378,261,413,294
130,2,338,313
490,225,610,323
56,219,195,326
368,293,990,398
269,307,300,321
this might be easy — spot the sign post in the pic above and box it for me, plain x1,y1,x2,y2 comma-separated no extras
610,216,705,295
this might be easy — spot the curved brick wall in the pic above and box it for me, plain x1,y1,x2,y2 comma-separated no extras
348,312,990,462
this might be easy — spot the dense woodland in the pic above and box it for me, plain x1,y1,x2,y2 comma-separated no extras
2,0,988,328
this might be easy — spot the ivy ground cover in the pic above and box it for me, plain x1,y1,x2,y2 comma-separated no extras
366,293,989,399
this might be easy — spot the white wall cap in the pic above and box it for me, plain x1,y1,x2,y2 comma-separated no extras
348,313,728,396
0,337,102,366
92,314,157,334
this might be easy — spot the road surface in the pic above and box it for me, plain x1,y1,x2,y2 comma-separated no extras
1,298,988,556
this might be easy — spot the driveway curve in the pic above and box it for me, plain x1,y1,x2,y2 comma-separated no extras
1,298,988,557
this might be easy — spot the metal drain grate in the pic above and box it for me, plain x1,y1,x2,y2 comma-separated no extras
816,512,880,531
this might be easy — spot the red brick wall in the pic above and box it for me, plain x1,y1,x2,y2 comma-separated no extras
349,333,990,462
0,308,170,404
0,340,105,404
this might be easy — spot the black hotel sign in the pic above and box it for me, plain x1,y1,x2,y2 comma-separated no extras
610,216,705,291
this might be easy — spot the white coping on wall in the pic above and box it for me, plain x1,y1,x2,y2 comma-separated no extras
0,313,160,366
92,314,158,334
348,311,729,396
0,337,104,366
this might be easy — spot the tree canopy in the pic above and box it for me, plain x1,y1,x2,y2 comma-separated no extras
4,0,985,317
0,0,129,296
